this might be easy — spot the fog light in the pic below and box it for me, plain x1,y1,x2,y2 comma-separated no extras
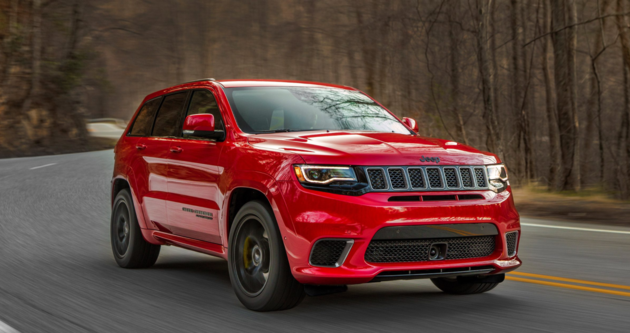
495,258,521,268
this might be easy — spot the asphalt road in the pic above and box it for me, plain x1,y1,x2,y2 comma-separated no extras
1,150,629,332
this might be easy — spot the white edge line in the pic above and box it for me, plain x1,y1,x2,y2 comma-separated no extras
29,163,57,170
0,320,19,333
521,223,630,235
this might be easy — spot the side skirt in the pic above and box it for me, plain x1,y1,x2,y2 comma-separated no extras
152,231,227,260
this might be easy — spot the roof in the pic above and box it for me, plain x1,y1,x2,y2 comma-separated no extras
142,79,357,104
216,79,356,90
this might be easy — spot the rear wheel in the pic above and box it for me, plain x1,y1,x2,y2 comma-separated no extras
111,189,160,268
431,274,504,295
228,201,304,311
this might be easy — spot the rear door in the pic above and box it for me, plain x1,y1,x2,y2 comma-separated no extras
166,89,226,244
124,97,165,229
141,91,190,232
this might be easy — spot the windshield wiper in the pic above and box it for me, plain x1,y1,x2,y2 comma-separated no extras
254,129,292,133
254,129,327,134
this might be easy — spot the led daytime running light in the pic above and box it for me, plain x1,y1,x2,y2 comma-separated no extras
295,165,357,184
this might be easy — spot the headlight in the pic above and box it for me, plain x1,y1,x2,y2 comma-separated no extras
293,165,357,184
486,164,509,193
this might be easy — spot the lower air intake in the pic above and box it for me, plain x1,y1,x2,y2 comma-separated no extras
505,231,518,257
310,239,353,267
365,236,496,263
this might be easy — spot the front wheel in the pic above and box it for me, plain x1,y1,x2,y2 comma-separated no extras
431,274,504,294
228,201,304,311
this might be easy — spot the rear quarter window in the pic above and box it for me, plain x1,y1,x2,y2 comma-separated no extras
128,98,162,136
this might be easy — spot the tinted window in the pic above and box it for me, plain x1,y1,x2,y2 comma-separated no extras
224,87,411,134
152,92,187,137
186,90,224,131
129,98,162,136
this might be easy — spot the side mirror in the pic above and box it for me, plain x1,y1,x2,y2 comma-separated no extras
183,114,224,140
402,117,418,132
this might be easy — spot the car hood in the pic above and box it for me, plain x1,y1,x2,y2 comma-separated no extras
246,131,500,166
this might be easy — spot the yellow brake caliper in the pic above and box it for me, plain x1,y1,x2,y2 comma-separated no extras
243,237,252,267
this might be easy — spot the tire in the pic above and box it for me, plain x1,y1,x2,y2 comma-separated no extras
431,275,503,295
228,200,305,311
111,189,160,268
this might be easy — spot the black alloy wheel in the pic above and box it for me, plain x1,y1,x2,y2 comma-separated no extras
228,200,305,311
234,217,271,296
110,189,160,268
113,202,131,257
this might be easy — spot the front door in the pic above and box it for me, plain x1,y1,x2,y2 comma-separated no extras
142,91,190,232
166,89,226,244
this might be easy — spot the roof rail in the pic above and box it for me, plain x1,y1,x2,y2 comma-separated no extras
184,78,216,84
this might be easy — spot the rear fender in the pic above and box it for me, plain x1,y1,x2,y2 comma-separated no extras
112,173,149,230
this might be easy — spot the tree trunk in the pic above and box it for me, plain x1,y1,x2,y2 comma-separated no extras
58,0,87,142
520,0,534,181
567,0,581,191
551,0,578,191
584,0,609,186
305,0,317,80
376,2,391,105
200,1,213,77
477,0,504,159
511,0,525,180
490,0,501,139
1,0,20,91
19,0,43,144
355,0,376,96
616,0,630,198
448,3,469,145
618,64,630,199
542,0,561,190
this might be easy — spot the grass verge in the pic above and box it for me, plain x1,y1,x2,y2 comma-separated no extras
512,186,630,227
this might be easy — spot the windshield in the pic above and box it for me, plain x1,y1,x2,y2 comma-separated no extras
223,87,412,135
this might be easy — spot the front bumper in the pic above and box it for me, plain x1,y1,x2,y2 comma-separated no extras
275,180,522,285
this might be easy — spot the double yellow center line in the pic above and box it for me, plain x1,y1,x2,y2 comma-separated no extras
506,272,630,297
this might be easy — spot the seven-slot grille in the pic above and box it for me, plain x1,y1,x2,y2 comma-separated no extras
364,166,488,191
365,236,496,263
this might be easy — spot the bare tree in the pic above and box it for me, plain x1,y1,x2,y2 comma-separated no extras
541,0,561,190
551,0,578,191
616,0,630,198
476,0,504,159
448,3,469,145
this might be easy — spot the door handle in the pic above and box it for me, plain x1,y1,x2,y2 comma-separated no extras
170,146,183,153
135,144,146,150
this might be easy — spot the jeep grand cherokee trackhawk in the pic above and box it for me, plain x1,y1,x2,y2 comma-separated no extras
111,79,521,311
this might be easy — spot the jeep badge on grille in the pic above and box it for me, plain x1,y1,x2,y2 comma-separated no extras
420,156,440,164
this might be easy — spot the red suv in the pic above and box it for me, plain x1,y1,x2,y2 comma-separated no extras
111,79,521,311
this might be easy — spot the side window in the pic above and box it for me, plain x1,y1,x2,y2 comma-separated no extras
152,92,188,137
186,90,225,131
129,98,162,136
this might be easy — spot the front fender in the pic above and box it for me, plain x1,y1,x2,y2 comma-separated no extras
221,173,296,247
